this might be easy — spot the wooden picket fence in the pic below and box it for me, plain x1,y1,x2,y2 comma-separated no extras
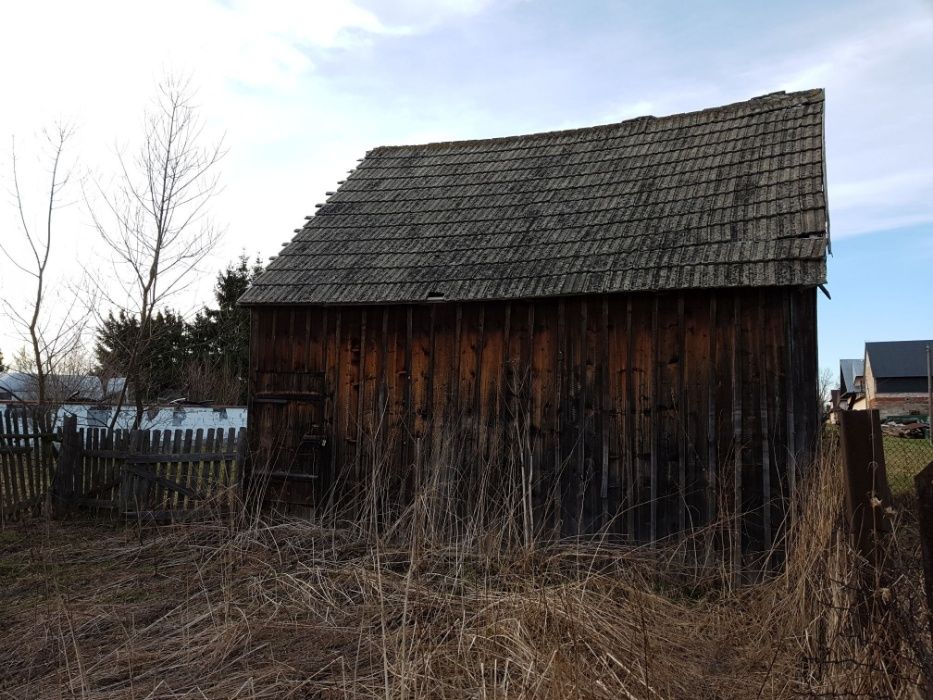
0,410,57,522
0,410,245,525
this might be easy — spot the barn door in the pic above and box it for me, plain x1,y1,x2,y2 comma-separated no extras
250,370,330,506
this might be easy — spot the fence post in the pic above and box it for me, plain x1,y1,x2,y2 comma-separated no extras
52,415,81,517
838,409,893,569
926,344,931,445
118,429,142,513
914,462,933,644
235,428,247,493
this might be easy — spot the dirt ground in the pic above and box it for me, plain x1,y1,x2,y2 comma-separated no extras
0,517,382,698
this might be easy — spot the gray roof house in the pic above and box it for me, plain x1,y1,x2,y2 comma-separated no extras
864,340,933,395
839,358,864,394
0,372,125,403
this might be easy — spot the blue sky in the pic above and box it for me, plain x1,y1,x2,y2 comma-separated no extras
0,0,931,379
820,225,933,371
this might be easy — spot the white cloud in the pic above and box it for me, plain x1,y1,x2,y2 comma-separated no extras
1,0,931,358
358,0,510,31
0,0,396,352
0,0,508,354
735,8,933,238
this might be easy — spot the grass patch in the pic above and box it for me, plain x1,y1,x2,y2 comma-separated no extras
884,435,933,495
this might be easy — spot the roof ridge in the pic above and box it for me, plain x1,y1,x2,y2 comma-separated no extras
367,89,823,154
866,339,933,345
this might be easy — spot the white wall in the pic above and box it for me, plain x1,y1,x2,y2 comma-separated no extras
0,402,247,432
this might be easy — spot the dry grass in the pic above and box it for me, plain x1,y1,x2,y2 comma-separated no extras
0,446,931,698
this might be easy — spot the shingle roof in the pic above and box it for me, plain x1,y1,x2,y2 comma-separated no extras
241,89,828,306
839,358,864,395
865,340,933,379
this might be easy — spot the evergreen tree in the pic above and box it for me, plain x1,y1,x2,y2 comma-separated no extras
0,349,5,372
96,309,189,403
93,254,262,406
187,254,262,403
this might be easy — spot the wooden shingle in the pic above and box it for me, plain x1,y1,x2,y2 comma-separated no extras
241,89,827,306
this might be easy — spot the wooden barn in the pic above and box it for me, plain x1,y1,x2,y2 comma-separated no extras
239,89,828,554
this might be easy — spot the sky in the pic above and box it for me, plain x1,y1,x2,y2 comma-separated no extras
0,0,931,380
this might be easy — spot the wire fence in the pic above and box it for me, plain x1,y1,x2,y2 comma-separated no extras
883,431,933,497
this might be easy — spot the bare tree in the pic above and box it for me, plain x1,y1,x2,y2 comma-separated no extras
818,366,835,421
1,126,88,420
89,77,224,429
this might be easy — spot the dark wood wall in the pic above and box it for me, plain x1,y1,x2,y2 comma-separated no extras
247,287,818,553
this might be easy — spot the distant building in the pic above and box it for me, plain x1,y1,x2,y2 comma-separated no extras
0,399,246,431
863,340,932,420
0,372,125,403
838,358,865,410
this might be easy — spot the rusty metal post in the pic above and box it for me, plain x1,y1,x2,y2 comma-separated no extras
915,462,933,643
926,344,931,445
838,409,893,568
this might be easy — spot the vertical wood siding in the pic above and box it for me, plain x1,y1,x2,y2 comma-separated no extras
247,287,818,553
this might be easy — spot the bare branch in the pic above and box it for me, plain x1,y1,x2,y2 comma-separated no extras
1,124,85,422
90,76,225,429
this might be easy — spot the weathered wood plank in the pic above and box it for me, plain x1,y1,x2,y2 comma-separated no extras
401,306,414,502
124,452,240,465
330,309,342,493
600,296,611,528
355,309,368,479
624,298,636,538
554,299,565,535
29,413,43,511
243,289,817,555
123,464,206,500
9,413,27,511
576,299,587,535
677,295,687,534
650,296,660,544
707,295,718,525
758,293,773,555
530,301,552,528
732,295,743,574
785,294,797,532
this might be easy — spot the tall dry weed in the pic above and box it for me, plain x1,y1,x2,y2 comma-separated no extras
1,433,930,698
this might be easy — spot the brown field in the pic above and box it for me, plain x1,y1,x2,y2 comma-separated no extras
1,449,931,699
